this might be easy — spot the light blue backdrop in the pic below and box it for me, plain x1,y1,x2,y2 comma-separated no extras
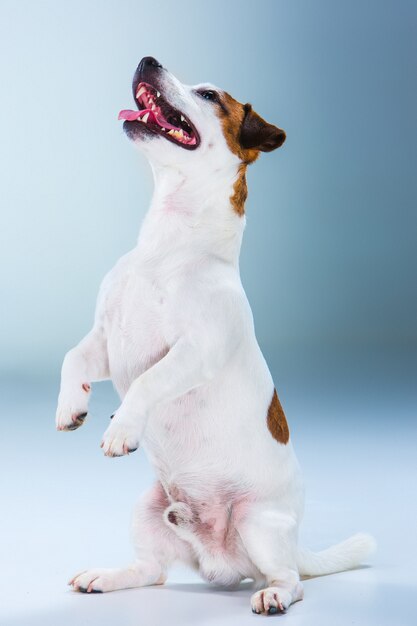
1,5,416,623
1,0,416,379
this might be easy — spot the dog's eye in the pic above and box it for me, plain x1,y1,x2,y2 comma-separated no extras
198,90,218,102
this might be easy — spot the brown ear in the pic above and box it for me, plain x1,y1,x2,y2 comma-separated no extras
240,104,286,152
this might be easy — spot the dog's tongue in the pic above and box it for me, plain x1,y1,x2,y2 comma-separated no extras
118,109,142,121
118,108,181,132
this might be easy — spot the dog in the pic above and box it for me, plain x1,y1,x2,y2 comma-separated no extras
56,56,375,614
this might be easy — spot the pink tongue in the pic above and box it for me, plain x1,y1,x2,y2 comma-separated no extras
118,109,142,121
118,108,183,132
154,112,179,131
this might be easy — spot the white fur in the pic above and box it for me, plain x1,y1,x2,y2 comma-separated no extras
57,62,375,613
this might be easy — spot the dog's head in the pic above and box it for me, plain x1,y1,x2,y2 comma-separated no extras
119,57,286,173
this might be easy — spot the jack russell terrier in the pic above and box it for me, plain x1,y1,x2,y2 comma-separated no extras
56,56,375,615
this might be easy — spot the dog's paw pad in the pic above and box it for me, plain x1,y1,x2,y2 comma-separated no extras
77,586,102,594
56,408,88,431
67,412,87,430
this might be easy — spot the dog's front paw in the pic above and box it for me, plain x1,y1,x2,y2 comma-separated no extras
100,415,140,457
56,384,91,431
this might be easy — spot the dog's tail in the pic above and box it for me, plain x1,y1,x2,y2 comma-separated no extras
296,533,376,577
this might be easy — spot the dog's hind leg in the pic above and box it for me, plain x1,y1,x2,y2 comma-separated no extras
236,506,304,615
69,483,196,593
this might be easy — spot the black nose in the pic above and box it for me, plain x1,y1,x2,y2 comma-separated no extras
139,56,163,70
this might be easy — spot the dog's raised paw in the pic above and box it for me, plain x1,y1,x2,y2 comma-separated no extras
56,407,88,432
56,384,91,431
65,412,87,431
100,418,140,457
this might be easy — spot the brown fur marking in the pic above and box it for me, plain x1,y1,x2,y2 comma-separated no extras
218,92,260,164
231,165,248,216
217,92,260,217
267,389,289,444
216,91,285,215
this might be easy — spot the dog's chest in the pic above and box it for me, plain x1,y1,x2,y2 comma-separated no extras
104,265,173,395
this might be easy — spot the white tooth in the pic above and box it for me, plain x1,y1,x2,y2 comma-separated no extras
142,112,150,123
180,115,185,122
152,104,156,111
168,130,175,136
161,127,166,131
178,129,184,138
157,91,161,98
136,85,146,99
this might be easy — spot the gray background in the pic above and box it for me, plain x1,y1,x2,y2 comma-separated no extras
1,1,416,625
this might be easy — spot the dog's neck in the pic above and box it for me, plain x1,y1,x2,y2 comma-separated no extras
136,162,246,269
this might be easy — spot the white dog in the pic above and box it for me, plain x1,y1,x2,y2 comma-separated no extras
56,57,375,615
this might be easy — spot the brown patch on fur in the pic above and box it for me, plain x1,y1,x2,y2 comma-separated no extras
218,92,260,164
216,92,258,216
231,165,248,216
267,389,289,444
216,91,285,216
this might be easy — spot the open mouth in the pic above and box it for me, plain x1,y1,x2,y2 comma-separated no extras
118,82,200,149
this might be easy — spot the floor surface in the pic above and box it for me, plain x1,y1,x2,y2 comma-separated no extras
1,350,416,625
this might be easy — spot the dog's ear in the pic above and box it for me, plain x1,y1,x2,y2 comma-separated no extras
240,104,286,152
